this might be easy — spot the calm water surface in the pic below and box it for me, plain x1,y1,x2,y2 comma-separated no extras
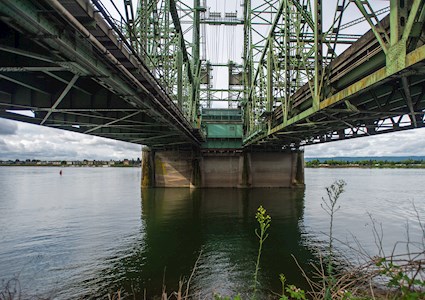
0,167,423,299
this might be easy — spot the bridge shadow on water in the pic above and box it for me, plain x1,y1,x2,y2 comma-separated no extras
105,188,319,299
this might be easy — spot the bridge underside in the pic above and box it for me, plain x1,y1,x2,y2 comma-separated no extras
0,0,203,149
248,60,425,149
244,13,425,149
254,67,425,150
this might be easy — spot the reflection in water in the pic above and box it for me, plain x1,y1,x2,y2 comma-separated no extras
109,188,316,299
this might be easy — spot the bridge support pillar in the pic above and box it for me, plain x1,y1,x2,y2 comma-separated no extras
141,148,155,187
244,151,305,188
142,148,304,188
142,148,201,188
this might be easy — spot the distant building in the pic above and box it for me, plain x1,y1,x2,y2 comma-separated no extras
0,158,142,167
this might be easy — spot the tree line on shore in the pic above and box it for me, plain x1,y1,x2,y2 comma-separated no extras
0,158,141,167
306,158,425,168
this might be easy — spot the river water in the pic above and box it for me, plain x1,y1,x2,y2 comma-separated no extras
0,167,423,299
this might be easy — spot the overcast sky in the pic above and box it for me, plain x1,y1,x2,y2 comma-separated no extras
1,117,425,160
0,118,141,161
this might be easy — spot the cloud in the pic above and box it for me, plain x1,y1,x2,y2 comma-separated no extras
0,119,18,135
305,128,425,157
0,118,141,161
0,138,8,149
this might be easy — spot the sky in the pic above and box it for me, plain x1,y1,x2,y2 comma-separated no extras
1,117,425,160
0,118,141,161
1,1,425,161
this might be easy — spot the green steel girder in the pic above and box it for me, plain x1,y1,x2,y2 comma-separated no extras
245,0,325,136
0,0,204,149
244,44,425,147
122,0,198,124
353,0,390,54
243,0,425,149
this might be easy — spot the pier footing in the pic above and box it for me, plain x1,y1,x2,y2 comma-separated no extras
141,148,304,188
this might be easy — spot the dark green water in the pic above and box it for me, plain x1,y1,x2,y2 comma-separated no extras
117,188,314,299
0,167,424,299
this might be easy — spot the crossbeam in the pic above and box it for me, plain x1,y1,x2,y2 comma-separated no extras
40,74,79,125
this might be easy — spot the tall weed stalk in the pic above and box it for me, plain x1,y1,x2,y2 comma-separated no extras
252,206,271,299
320,180,346,299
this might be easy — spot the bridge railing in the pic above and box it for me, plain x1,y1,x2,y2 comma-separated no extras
89,0,197,124
90,0,159,77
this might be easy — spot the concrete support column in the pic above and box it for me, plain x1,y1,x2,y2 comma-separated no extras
142,147,155,187
239,152,252,188
201,155,241,187
292,151,305,187
142,149,305,188
142,148,201,188
248,151,303,188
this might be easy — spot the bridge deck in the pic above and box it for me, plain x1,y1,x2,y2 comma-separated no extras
0,0,203,149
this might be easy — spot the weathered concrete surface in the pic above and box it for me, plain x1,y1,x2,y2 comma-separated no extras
201,155,241,188
141,148,155,187
142,148,305,188
292,151,305,187
154,150,200,188
249,152,293,187
142,149,200,188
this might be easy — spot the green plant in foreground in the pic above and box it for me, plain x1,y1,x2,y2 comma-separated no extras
252,206,271,298
375,257,425,300
252,207,307,300
214,294,242,300
279,274,306,300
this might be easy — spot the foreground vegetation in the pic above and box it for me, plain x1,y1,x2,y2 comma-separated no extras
214,181,424,300
288,181,424,300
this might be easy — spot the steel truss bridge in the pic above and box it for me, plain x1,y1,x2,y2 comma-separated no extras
0,0,424,152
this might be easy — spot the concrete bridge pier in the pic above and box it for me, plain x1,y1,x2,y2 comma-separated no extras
142,148,304,188
142,148,201,188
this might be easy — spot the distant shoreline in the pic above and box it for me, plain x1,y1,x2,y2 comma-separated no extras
0,164,139,168
305,158,425,169
0,159,141,168
306,165,425,169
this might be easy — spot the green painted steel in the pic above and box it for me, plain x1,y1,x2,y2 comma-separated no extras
241,0,425,149
205,124,243,139
0,0,204,149
201,140,243,149
201,108,243,149
202,109,243,122
127,0,199,123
